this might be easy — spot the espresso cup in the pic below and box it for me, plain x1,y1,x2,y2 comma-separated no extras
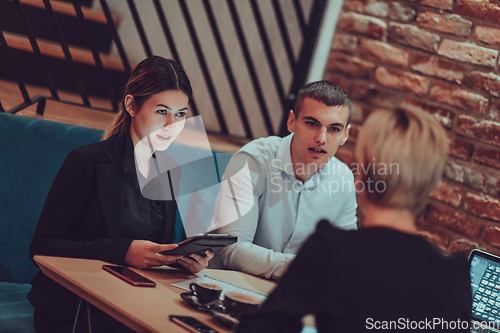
223,291,264,318
189,282,222,304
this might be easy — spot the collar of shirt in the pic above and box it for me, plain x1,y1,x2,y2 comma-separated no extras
275,133,295,176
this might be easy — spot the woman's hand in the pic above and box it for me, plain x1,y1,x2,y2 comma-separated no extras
125,240,182,269
177,250,214,273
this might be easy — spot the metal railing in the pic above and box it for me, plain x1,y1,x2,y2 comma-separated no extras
0,0,327,140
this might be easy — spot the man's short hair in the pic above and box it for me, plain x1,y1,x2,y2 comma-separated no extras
294,80,352,125
355,108,449,213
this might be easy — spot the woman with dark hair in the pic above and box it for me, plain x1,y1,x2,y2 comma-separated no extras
28,56,213,332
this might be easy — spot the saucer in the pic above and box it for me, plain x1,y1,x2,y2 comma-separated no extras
180,292,226,313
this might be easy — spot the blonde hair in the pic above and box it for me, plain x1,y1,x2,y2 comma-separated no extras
355,108,449,213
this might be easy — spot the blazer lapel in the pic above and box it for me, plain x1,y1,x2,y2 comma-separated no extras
97,163,124,239
97,133,126,239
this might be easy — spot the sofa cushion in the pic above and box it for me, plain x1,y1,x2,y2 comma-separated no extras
0,281,36,333
0,113,103,283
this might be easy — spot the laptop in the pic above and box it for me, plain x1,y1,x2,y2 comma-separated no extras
470,249,500,332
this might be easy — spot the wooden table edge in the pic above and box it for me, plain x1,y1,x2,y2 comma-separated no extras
34,255,158,333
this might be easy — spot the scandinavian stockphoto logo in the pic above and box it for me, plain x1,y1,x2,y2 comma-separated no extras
351,159,400,195
366,317,500,331
269,160,357,195
132,115,254,237
268,158,400,196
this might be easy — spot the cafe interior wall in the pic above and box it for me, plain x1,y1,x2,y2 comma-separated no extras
325,0,500,256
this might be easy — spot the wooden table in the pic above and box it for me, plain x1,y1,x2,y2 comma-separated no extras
34,255,276,333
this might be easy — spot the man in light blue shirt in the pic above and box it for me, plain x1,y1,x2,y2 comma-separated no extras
211,81,357,280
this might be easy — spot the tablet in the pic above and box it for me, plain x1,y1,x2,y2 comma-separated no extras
160,234,238,256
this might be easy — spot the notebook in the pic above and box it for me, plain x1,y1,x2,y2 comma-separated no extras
470,249,500,332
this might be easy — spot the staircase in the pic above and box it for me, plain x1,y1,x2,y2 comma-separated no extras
0,0,327,152
0,0,122,117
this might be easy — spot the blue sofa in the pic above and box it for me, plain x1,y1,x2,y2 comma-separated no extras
0,113,103,332
0,112,232,332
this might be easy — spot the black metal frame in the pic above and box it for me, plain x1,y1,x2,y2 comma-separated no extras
73,0,118,111
152,0,199,118
226,0,274,137
1,0,327,140
179,0,228,135
14,0,59,101
202,0,252,139
279,0,327,136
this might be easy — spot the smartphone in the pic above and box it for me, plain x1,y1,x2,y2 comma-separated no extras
102,265,156,287
170,315,220,333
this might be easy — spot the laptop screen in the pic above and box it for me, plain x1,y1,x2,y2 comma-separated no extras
470,250,500,325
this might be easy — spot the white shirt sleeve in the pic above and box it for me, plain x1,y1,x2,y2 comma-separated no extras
212,153,295,280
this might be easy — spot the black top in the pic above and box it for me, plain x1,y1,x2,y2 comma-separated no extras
238,220,472,333
122,134,164,240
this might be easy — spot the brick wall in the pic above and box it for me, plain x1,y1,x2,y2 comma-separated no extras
327,0,500,256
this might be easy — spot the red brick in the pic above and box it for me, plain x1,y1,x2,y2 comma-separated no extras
337,12,387,39
398,96,454,129
326,53,376,80
336,146,355,166
323,72,351,93
407,0,453,10
456,114,500,146
388,2,417,22
429,82,488,114
417,222,451,250
350,102,368,123
449,238,480,256
364,1,389,17
350,82,401,108
482,224,500,248
455,0,500,24
444,160,500,196
431,181,463,207
465,71,500,98
475,26,500,46
388,22,440,53
359,39,409,66
332,34,359,54
490,98,500,122
343,0,367,12
410,53,464,84
490,107,500,122
465,193,500,222
481,224,500,246
449,136,475,161
375,67,429,96
427,203,482,238
437,39,498,68
484,245,500,257
348,124,360,143
475,146,500,170
416,12,472,37
342,0,390,17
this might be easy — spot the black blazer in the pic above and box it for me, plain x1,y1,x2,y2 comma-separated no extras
28,132,179,323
